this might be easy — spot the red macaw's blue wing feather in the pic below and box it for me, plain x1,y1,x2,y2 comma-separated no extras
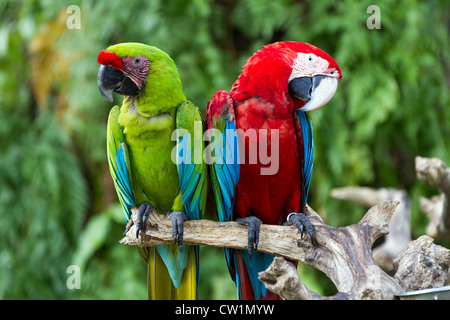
211,119,240,220
206,90,240,223
295,110,314,206
206,90,241,286
234,250,277,300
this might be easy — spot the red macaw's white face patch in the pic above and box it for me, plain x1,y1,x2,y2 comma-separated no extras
288,52,340,82
289,52,340,112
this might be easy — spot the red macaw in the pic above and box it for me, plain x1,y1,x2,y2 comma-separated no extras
206,41,341,300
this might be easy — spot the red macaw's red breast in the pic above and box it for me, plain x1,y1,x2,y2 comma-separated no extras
233,97,303,225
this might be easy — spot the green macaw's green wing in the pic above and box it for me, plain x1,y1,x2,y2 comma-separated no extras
107,106,136,222
107,106,149,264
173,101,208,284
175,101,208,221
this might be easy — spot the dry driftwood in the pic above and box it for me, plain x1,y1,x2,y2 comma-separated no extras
416,156,450,241
259,200,404,300
120,200,450,299
331,187,412,270
121,201,396,264
393,235,450,292
121,205,319,262
260,235,450,300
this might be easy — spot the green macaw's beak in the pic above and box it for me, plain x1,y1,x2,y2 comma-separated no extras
97,64,140,102
289,75,338,112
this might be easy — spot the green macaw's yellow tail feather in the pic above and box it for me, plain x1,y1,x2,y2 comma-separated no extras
147,246,198,300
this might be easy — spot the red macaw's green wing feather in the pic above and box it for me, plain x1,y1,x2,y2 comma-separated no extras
205,90,240,224
205,90,241,290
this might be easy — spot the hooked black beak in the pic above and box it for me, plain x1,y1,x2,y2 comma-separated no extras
289,76,314,102
97,65,140,102
288,75,338,112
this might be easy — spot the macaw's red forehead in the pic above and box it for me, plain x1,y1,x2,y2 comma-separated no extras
97,50,124,70
292,42,340,70
265,41,342,80
267,42,334,62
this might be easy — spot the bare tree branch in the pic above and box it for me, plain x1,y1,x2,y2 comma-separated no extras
120,200,450,300
331,186,412,270
260,235,450,300
393,235,450,292
259,201,406,299
416,156,450,241
120,205,321,262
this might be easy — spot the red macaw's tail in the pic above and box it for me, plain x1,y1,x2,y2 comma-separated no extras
233,250,287,300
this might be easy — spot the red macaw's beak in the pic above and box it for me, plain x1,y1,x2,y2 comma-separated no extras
288,75,338,112
97,64,140,103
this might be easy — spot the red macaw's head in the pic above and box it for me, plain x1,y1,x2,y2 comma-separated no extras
233,41,342,112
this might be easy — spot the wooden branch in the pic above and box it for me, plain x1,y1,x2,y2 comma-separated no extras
122,200,445,299
331,187,411,270
258,256,323,300
260,235,450,300
393,235,450,292
416,156,450,241
120,206,322,262
120,201,397,267
259,201,406,299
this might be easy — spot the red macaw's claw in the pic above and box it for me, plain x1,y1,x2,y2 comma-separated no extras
285,212,315,245
236,216,263,260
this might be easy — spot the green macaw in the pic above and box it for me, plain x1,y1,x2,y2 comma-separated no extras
97,43,207,299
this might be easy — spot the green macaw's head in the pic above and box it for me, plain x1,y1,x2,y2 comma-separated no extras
97,43,185,114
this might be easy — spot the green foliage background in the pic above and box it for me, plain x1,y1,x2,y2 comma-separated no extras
1,0,449,299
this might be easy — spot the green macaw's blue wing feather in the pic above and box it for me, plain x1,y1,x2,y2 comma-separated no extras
107,106,136,222
296,110,314,204
175,102,207,222
107,106,149,265
174,101,208,287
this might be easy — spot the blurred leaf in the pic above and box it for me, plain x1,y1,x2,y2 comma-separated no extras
72,206,113,272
